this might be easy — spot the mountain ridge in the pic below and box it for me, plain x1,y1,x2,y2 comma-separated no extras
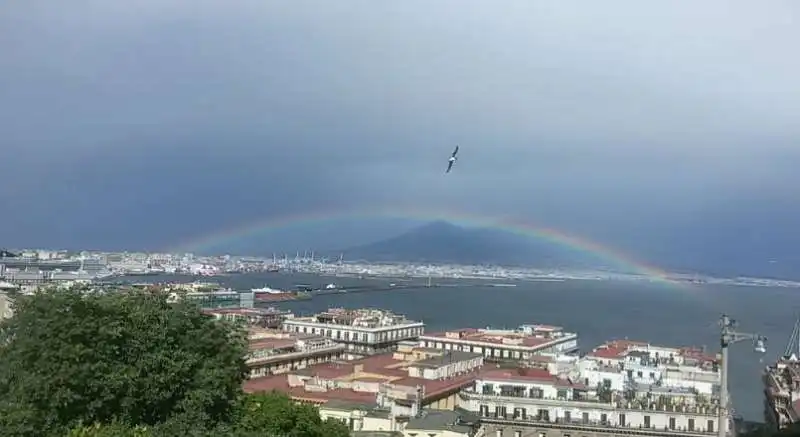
337,220,608,268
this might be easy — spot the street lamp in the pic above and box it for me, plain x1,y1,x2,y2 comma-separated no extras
718,314,767,437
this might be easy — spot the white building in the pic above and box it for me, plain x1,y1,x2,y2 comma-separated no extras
583,340,720,398
419,324,578,363
406,350,484,380
282,308,425,358
576,359,626,392
458,368,723,437
246,329,345,378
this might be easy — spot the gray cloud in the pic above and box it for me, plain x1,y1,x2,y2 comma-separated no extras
1,1,798,271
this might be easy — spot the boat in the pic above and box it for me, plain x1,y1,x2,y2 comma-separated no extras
250,285,284,294
762,316,799,430
251,285,311,302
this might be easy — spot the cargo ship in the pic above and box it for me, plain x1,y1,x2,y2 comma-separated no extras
251,285,311,302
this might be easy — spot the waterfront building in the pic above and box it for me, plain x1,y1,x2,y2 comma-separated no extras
461,339,725,437
581,340,720,396
418,324,579,363
244,342,484,431
282,308,425,358
203,307,292,328
459,367,722,437
246,328,345,378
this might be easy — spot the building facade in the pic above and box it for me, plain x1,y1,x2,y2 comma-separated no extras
246,329,346,378
459,369,722,437
282,308,425,358
419,324,579,363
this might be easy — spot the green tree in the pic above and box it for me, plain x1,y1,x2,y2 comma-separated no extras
0,286,249,437
67,422,153,437
234,391,350,437
68,392,352,437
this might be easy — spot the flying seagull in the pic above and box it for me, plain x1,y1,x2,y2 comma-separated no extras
445,145,459,173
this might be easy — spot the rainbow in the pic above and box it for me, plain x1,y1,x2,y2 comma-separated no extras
172,206,684,286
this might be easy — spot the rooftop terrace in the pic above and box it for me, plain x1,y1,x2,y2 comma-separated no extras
287,307,422,328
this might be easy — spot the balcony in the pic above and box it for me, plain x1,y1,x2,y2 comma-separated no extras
459,391,720,415
246,344,344,366
479,413,717,437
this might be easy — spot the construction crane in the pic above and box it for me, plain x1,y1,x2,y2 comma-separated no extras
718,314,767,437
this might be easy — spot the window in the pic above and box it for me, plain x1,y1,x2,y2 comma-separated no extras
564,411,571,422
537,409,549,421
582,412,590,424
669,417,676,430
619,413,626,426
688,419,695,431
644,416,650,428
708,420,715,432
600,413,607,423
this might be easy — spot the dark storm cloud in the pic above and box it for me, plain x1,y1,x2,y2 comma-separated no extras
1,0,798,270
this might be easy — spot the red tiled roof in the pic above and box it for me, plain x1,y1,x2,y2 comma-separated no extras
479,368,585,389
352,353,404,371
243,375,377,404
248,339,295,351
587,346,628,359
306,362,356,379
244,374,291,393
244,349,490,405
423,328,556,348
481,367,553,382
353,376,390,383
390,372,480,401
291,389,377,404
586,340,645,359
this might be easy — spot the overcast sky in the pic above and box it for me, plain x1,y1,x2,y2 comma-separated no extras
1,1,798,271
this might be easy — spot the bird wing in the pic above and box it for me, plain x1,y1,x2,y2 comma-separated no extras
446,160,454,173
452,145,459,157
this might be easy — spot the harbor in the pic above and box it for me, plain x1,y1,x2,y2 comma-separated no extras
0,263,791,425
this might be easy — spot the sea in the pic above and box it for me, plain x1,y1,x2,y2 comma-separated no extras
120,272,800,422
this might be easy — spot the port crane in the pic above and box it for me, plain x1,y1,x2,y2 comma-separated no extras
717,314,767,437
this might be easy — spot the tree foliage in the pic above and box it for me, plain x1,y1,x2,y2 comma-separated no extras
234,392,350,437
67,392,351,437
0,286,249,437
